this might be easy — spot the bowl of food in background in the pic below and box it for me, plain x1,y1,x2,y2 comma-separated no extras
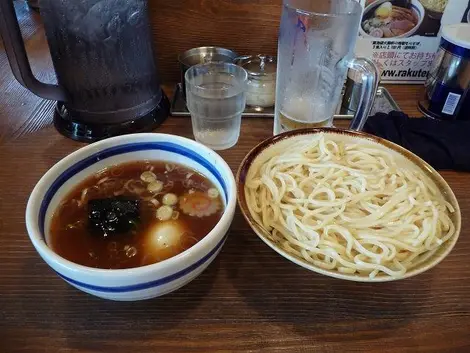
419,0,448,20
26,133,236,300
237,128,461,282
361,0,425,38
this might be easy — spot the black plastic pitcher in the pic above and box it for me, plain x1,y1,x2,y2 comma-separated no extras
0,0,169,142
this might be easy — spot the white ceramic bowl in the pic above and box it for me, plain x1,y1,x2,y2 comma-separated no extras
360,0,425,38
26,133,236,301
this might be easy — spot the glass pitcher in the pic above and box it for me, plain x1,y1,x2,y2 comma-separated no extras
274,0,379,135
0,0,169,142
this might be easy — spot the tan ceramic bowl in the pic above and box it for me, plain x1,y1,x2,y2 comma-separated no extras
237,128,461,282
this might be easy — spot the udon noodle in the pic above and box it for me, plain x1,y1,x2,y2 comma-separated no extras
245,134,456,279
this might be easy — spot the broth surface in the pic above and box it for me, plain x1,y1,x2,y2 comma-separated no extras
50,161,224,269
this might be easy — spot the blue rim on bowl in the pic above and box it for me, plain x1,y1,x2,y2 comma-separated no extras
25,133,236,298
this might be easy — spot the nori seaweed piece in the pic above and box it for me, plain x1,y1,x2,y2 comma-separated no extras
88,197,139,237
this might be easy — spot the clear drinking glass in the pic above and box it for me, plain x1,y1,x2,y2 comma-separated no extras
185,62,248,150
274,0,379,135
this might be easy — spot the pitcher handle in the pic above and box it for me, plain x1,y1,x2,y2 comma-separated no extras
348,58,379,132
0,1,66,101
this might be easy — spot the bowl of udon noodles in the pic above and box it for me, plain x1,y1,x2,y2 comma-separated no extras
419,0,449,20
26,133,236,300
237,128,461,282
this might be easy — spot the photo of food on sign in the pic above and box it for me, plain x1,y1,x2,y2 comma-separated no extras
356,0,469,83
359,0,470,38
361,0,423,38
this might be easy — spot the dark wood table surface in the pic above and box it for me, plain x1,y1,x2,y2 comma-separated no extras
1,3,470,353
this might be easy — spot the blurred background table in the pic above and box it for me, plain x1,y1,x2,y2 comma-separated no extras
1,2,469,352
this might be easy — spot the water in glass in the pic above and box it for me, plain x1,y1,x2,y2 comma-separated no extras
185,63,247,150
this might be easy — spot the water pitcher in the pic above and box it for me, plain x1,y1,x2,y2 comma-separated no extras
0,0,169,141
274,0,379,135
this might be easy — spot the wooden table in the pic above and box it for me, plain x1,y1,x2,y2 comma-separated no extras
1,3,470,353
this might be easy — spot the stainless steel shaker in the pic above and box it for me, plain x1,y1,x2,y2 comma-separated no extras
178,47,238,98
419,24,470,120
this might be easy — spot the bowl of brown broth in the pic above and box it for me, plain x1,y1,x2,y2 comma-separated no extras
26,133,236,301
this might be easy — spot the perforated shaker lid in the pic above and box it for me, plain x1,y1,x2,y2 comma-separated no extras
442,23,470,50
